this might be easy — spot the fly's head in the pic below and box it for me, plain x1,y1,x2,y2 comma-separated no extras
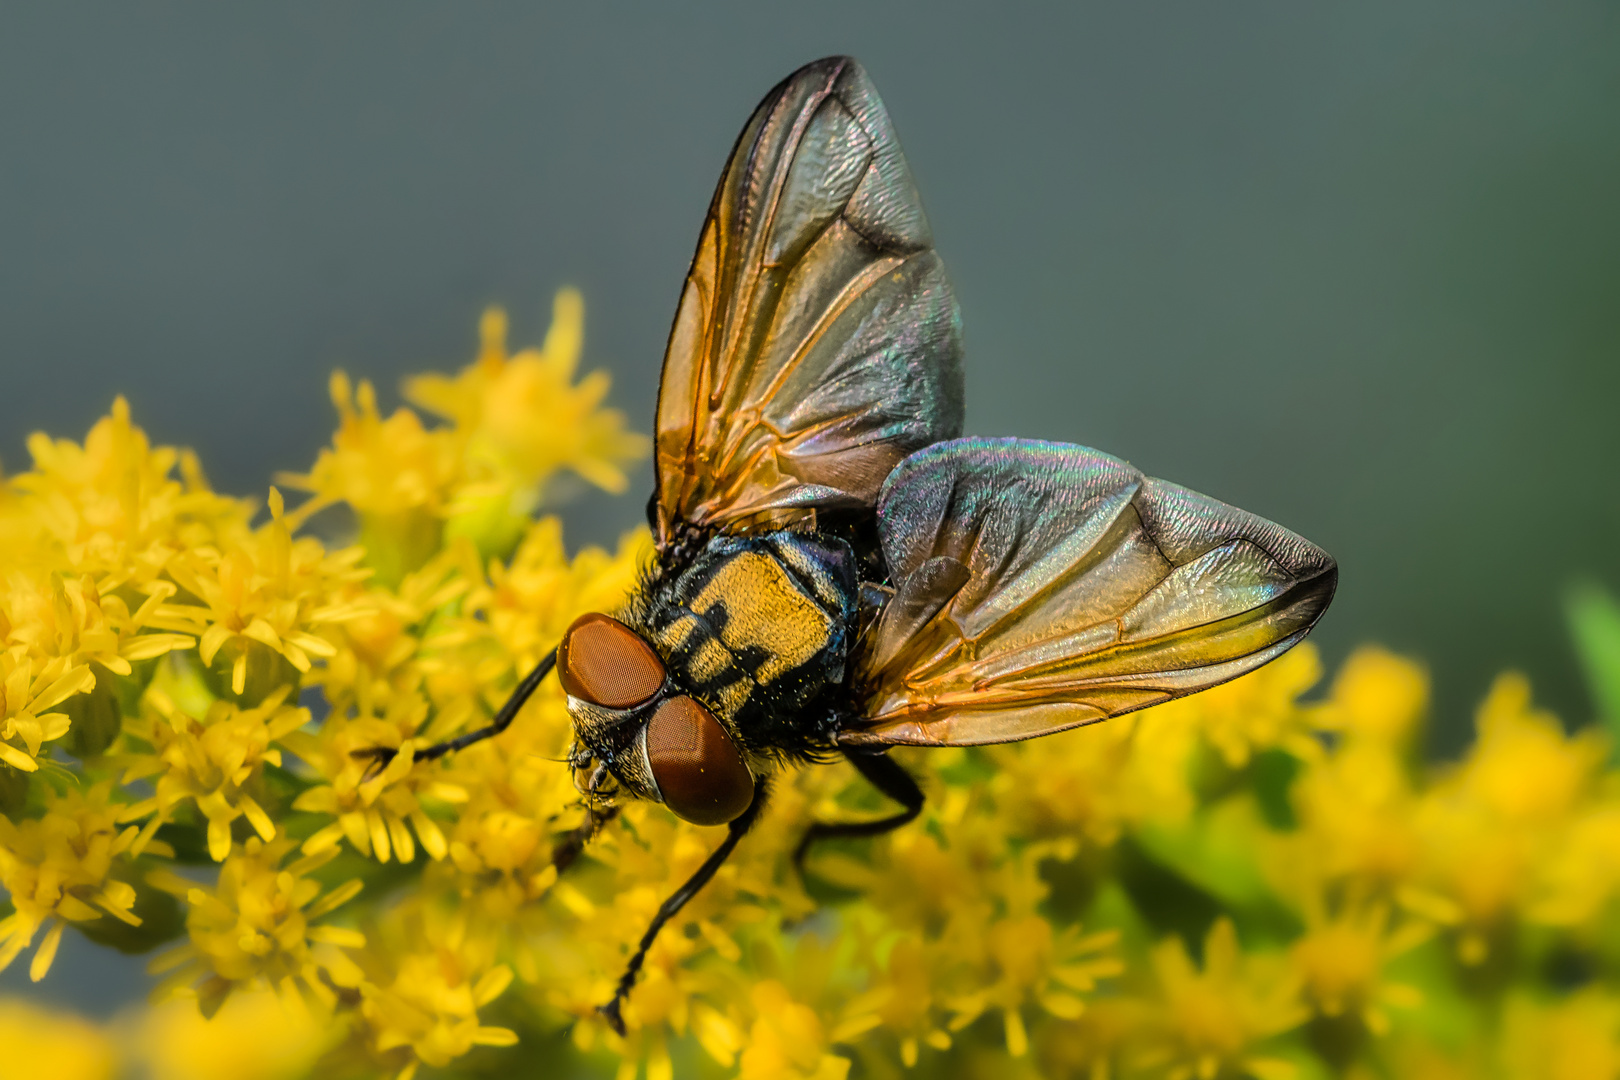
557,612,755,826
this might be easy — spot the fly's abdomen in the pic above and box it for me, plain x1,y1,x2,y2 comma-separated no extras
649,532,858,746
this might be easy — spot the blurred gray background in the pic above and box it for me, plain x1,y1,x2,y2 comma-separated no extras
3,0,1618,1015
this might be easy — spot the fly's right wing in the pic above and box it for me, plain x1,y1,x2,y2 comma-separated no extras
652,56,963,544
842,438,1337,747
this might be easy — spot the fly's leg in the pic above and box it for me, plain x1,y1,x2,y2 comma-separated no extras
793,748,924,869
353,649,557,776
553,803,620,875
598,777,770,1036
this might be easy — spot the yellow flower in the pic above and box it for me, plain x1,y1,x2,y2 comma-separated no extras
0,398,243,767
437,728,585,900
858,934,956,1067
1413,673,1604,960
131,986,336,1080
0,569,193,770
311,545,473,722
162,487,368,702
1457,672,1605,824
988,720,1143,849
280,372,461,585
405,291,649,498
1497,990,1620,1080
290,372,462,521
352,905,518,1076
0,997,116,1080
0,647,91,771
460,517,651,687
1532,802,1620,930
291,722,463,866
1137,918,1306,1080
932,843,1123,1057
735,980,851,1080
0,781,142,980
412,518,647,765
118,684,310,861
287,291,648,576
4,395,245,583
1036,997,1146,1080
1285,736,1421,895
1155,643,1325,769
148,834,364,1015
1289,897,1427,1034
1318,645,1428,747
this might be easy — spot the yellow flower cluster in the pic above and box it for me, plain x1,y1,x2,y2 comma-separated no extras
4,290,1620,1080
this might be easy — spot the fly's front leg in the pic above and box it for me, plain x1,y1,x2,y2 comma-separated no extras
552,803,620,876
353,649,557,777
793,747,924,869
598,777,770,1036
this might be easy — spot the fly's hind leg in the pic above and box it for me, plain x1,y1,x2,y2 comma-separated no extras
793,747,924,870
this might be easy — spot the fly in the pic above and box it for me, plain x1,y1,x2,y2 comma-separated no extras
361,55,1337,1034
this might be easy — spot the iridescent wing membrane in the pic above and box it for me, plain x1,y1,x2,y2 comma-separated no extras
844,439,1338,747
653,57,963,543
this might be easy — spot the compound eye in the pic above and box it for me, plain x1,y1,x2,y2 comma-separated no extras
556,613,665,709
646,696,754,826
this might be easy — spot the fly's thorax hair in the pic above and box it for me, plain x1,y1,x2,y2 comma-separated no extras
574,525,865,795
641,531,858,742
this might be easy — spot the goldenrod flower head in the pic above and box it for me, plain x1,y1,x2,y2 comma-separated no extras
351,904,517,1075
132,987,335,1080
0,567,197,770
149,834,364,1014
120,685,310,861
1156,643,1325,768
1458,671,1606,824
1321,644,1429,747
0,997,116,1080
1496,989,1620,1080
285,290,648,581
1412,673,1607,961
296,372,462,520
735,980,851,1080
164,488,367,701
1286,736,1421,894
292,734,461,867
1139,918,1306,1080
1289,897,1427,1034
5,395,244,580
404,290,650,498
1531,802,1620,931
0,647,91,772
0,781,140,981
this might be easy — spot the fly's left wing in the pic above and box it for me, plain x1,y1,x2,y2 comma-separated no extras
842,438,1337,747
653,56,963,544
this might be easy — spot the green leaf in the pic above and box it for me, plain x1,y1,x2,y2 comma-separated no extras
1565,580,1620,734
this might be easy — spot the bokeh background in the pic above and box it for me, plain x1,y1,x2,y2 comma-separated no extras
3,0,1617,1023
